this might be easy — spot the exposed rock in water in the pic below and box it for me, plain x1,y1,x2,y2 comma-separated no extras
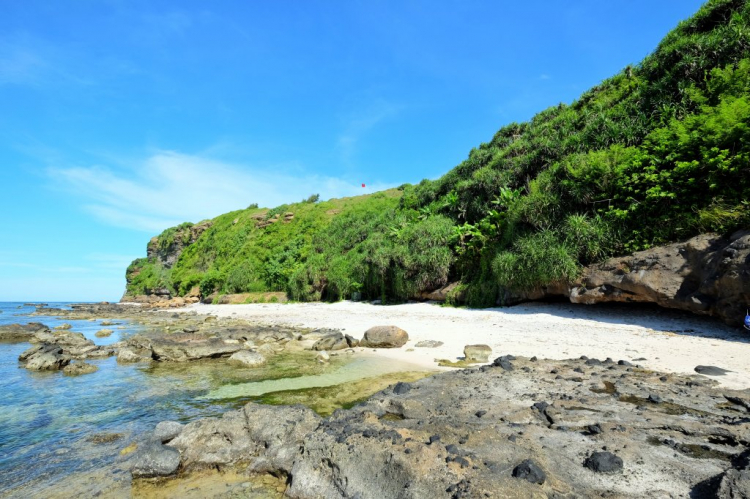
95,329,113,338
23,345,70,370
464,344,492,362
359,325,409,348
150,337,243,362
62,361,98,376
153,356,750,497
0,322,49,342
117,347,151,363
228,350,266,367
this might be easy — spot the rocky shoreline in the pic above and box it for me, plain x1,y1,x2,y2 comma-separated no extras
132,354,750,498
5,303,750,497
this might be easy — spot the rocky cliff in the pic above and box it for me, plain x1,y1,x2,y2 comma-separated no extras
505,230,750,326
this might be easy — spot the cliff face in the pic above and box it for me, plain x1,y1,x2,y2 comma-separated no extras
146,221,213,269
504,230,750,326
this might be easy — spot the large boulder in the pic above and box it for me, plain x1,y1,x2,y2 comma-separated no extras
169,403,320,473
0,323,49,342
153,421,185,443
359,326,409,348
23,345,70,370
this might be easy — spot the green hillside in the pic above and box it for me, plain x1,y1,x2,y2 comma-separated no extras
125,0,750,306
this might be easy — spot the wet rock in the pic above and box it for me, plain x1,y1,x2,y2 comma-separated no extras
584,451,623,473
228,350,266,367
62,361,98,376
131,441,180,478
150,337,243,361
0,322,49,342
117,347,150,363
154,421,184,443
415,340,443,348
23,345,70,370
360,325,409,348
695,365,731,376
512,459,546,485
463,344,492,362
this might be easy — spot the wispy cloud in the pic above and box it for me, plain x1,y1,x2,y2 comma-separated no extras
0,34,94,87
48,151,393,232
336,99,399,166
539,74,551,80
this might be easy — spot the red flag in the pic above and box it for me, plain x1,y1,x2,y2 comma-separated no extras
361,183,366,188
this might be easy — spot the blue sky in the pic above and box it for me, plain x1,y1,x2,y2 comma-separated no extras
0,0,705,301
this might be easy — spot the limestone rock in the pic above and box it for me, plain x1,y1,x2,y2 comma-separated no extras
150,337,243,362
311,333,348,351
95,329,113,338
154,421,184,443
62,361,98,376
23,345,70,370
117,347,150,363
464,344,492,362
131,441,181,478
360,326,409,348
0,322,49,342
228,350,266,367
415,340,443,348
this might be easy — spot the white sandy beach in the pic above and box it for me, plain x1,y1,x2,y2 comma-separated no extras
183,301,750,390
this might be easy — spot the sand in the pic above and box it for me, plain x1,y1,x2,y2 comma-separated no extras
183,301,750,390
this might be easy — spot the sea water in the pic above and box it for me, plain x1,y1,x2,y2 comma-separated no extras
0,302,416,497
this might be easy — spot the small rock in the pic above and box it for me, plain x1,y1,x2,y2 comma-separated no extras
316,351,330,363
584,451,623,473
54,323,72,330
95,329,113,338
463,344,492,362
62,362,98,376
393,382,412,395
415,340,443,348
617,360,633,366
154,421,184,443
131,441,180,478
512,459,546,485
648,394,662,404
228,350,266,367
475,410,487,418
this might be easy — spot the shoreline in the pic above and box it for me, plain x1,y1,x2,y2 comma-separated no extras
174,300,750,390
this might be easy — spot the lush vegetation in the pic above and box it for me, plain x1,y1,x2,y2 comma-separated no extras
125,0,750,306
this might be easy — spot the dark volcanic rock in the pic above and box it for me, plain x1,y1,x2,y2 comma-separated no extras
584,451,623,474
392,382,411,395
512,459,546,485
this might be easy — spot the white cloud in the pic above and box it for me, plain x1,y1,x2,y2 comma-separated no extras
49,151,393,232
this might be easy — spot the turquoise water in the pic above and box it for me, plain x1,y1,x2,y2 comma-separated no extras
0,302,419,497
